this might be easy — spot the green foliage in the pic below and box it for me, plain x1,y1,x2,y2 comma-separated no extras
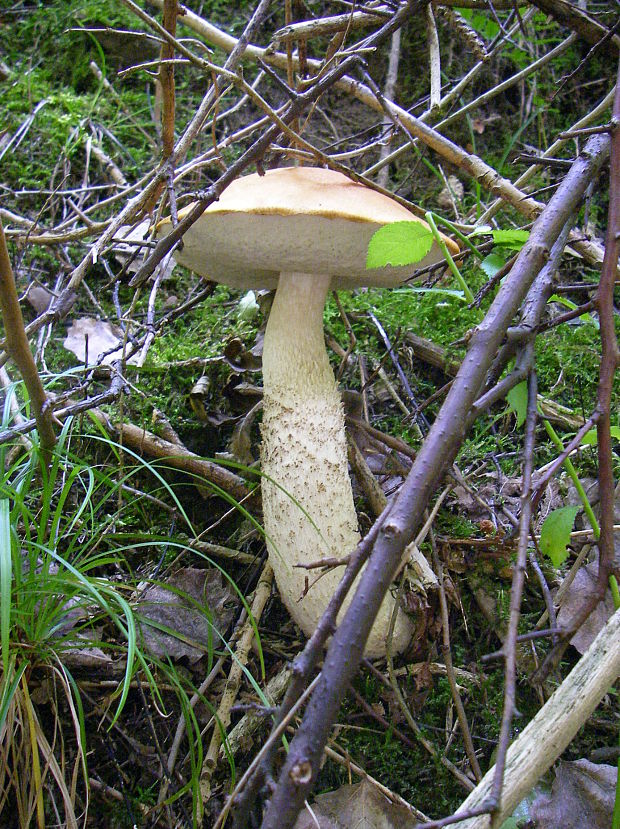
480,252,506,279
535,322,604,412
366,222,434,269
581,425,620,446
0,0,141,90
507,381,528,428
539,506,579,568
491,229,530,250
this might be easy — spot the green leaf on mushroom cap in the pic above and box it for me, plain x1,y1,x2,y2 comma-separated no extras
366,221,434,269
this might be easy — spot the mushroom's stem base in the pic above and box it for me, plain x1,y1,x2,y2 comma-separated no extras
260,272,413,657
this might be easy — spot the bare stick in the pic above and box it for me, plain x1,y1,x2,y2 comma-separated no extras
594,60,620,604
0,219,56,464
489,371,537,813
426,5,441,109
535,64,620,677
431,533,482,783
376,27,401,188
160,0,177,161
199,564,273,802
117,422,253,503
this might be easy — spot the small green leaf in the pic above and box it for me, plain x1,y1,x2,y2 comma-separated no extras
581,429,598,446
539,506,579,568
548,294,598,328
480,252,505,278
581,425,620,445
492,229,529,249
366,222,434,269
409,287,466,300
507,381,528,428
549,292,576,310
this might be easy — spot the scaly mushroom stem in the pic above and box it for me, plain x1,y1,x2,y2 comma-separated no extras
261,272,412,656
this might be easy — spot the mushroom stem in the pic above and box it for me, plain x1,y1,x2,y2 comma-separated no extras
260,272,412,656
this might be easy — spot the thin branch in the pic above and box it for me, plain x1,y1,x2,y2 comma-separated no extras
0,219,56,464
431,532,483,783
376,26,401,188
489,370,537,813
160,0,178,161
426,4,441,109
594,59,620,592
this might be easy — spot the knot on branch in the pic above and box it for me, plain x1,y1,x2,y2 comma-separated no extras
289,760,313,786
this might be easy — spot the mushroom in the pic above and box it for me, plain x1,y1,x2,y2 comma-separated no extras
158,167,458,657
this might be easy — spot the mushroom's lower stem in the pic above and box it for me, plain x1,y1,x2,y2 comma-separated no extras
260,272,413,657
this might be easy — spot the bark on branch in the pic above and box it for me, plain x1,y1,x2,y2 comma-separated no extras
0,219,56,465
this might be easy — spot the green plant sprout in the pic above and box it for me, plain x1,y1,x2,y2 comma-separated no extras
425,212,477,305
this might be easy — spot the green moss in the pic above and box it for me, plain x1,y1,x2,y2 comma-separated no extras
535,320,607,411
317,688,466,817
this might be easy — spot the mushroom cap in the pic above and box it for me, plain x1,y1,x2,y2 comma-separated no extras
158,167,459,290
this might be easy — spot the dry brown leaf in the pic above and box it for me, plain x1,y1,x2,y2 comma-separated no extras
137,567,237,662
436,175,464,209
293,779,416,829
557,558,615,654
224,337,262,371
531,760,617,829
26,284,54,314
229,401,261,466
63,317,138,366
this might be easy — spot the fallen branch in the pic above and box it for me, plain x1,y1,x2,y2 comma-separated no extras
200,564,273,803
117,422,254,503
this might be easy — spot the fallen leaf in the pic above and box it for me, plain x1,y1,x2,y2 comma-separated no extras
408,662,434,693
557,557,615,653
137,568,237,662
189,376,211,421
224,337,262,371
531,760,617,829
26,284,54,314
63,317,138,366
294,779,416,829
436,175,464,209
229,401,261,465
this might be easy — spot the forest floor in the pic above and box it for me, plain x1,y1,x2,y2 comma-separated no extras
0,1,618,828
